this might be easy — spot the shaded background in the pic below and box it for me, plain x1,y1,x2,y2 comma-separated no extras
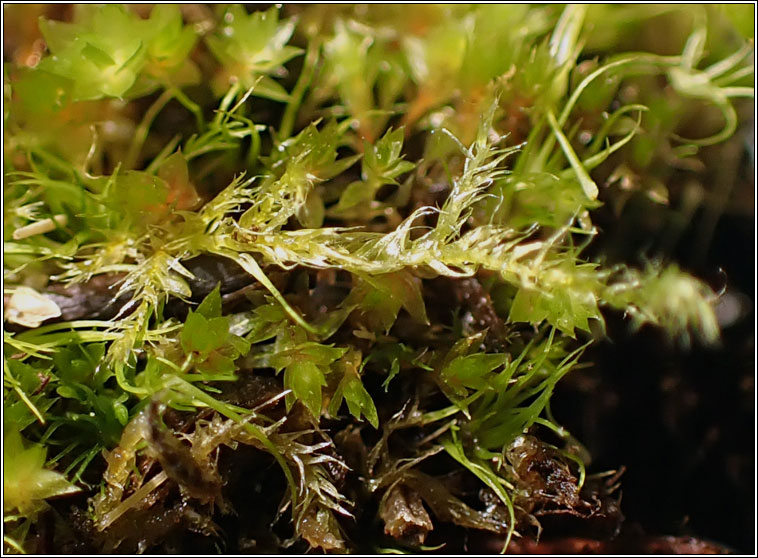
553,120,755,553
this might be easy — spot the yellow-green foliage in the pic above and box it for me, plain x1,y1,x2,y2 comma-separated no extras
3,4,752,553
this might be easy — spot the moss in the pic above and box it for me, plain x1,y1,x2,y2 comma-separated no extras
3,4,753,553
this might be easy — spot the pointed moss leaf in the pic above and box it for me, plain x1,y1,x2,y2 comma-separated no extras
137,356,172,392
363,127,416,183
440,333,486,367
302,344,347,365
241,121,358,231
335,181,371,211
327,350,378,428
272,341,346,415
369,343,430,391
181,312,230,355
371,128,404,168
112,400,129,426
288,121,361,180
246,302,288,344
270,342,347,371
38,5,147,100
204,317,231,353
56,385,80,400
360,271,429,331
547,109,598,200
207,6,302,92
196,352,236,377
509,281,601,337
7,359,46,394
9,68,72,120
355,285,401,333
52,343,104,387
227,335,251,357
252,75,292,103
3,430,80,517
285,361,326,417
158,151,201,211
334,128,416,213
500,173,600,230
333,128,414,213
53,348,91,385
112,171,170,222
509,288,550,326
342,375,379,428
181,311,207,354
256,302,289,323
196,284,222,318
314,152,363,182
5,397,55,433
37,17,80,54
442,353,509,392
382,358,401,392
144,5,198,69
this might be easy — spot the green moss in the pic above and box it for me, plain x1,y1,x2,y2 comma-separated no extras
3,4,752,553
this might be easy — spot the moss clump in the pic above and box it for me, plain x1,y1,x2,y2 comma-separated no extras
3,4,752,553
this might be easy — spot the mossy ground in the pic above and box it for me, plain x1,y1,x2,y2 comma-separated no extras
2,4,754,554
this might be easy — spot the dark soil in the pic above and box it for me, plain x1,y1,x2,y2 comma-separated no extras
550,186,755,553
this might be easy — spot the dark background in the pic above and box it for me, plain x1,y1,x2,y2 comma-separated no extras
553,125,755,553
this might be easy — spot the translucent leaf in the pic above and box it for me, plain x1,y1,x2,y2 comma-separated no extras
112,400,129,426
195,284,222,319
207,6,302,92
284,361,327,417
328,350,378,428
181,312,230,355
6,359,47,395
441,353,509,392
509,288,550,326
3,430,80,517
196,352,236,377
296,190,325,229
509,285,601,338
281,342,347,368
334,181,371,211
341,374,379,428
52,347,93,385
359,270,429,332
81,42,116,68
363,127,416,183
112,171,170,224
37,17,80,54
158,151,202,211
4,397,54,433
143,4,198,70
251,75,292,103
37,5,147,100
226,334,251,357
